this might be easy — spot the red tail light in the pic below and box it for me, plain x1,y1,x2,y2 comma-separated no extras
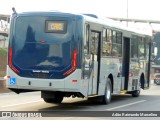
63,49,77,76
9,47,20,74
72,49,77,67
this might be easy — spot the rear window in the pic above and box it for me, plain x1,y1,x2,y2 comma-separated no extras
13,16,73,71
11,15,74,79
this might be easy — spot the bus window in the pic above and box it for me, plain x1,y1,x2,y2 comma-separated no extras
131,35,138,58
112,31,122,57
139,37,145,59
102,29,112,56
102,29,107,56
91,32,98,58
112,31,116,43
84,24,89,55
83,24,91,79
146,37,150,60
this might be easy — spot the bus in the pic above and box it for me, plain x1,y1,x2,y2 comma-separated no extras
151,32,160,85
6,11,152,104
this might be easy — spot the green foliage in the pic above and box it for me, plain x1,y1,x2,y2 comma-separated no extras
0,48,7,77
0,48,7,56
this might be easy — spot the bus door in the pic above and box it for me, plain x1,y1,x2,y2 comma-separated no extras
89,31,101,95
83,25,100,95
122,37,131,90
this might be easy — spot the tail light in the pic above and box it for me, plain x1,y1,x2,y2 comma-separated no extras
9,47,20,74
63,49,77,76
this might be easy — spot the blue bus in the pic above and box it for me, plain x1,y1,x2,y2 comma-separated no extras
6,11,152,104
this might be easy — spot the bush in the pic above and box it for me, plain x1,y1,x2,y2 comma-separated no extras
0,48,7,77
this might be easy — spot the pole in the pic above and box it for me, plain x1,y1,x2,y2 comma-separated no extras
126,0,128,27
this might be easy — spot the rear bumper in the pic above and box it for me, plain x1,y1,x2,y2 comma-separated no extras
6,66,81,92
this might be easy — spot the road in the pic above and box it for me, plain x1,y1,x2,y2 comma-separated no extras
0,84,160,120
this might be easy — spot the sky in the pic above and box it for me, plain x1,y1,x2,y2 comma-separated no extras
1,0,160,30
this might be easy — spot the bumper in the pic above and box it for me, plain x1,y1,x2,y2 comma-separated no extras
6,66,81,92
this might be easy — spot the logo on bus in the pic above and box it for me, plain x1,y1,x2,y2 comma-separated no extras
32,70,49,73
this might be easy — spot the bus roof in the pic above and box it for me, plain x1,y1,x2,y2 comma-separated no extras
16,11,152,37
82,14,152,37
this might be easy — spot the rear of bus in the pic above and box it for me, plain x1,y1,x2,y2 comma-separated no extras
6,12,83,96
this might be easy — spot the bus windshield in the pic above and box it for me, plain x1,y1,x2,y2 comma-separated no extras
11,16,74,78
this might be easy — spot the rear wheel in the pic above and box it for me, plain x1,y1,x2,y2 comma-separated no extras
131,90,140,97
131,80,141,97
43,96,63,104
42,92,64,104
101,78,112,104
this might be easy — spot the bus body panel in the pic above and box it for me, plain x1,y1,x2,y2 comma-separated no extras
99,57,122,94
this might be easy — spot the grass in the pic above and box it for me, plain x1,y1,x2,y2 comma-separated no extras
0,48,7,55
0,48,7,77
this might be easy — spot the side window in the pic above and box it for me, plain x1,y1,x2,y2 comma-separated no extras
84,24,89,55
146,37,150,59
112,31,122,57
82,24,90,79
139,37,145,59
90,32,95,54
131,35,138,58
112,31,116,43
102,29,107,56
90,31,99,61
102,29,112,56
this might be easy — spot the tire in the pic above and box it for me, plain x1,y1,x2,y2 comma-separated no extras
131,90,140,97
43,94,63,104
101,78,112,104
131,80,141,97
154,79,160,85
